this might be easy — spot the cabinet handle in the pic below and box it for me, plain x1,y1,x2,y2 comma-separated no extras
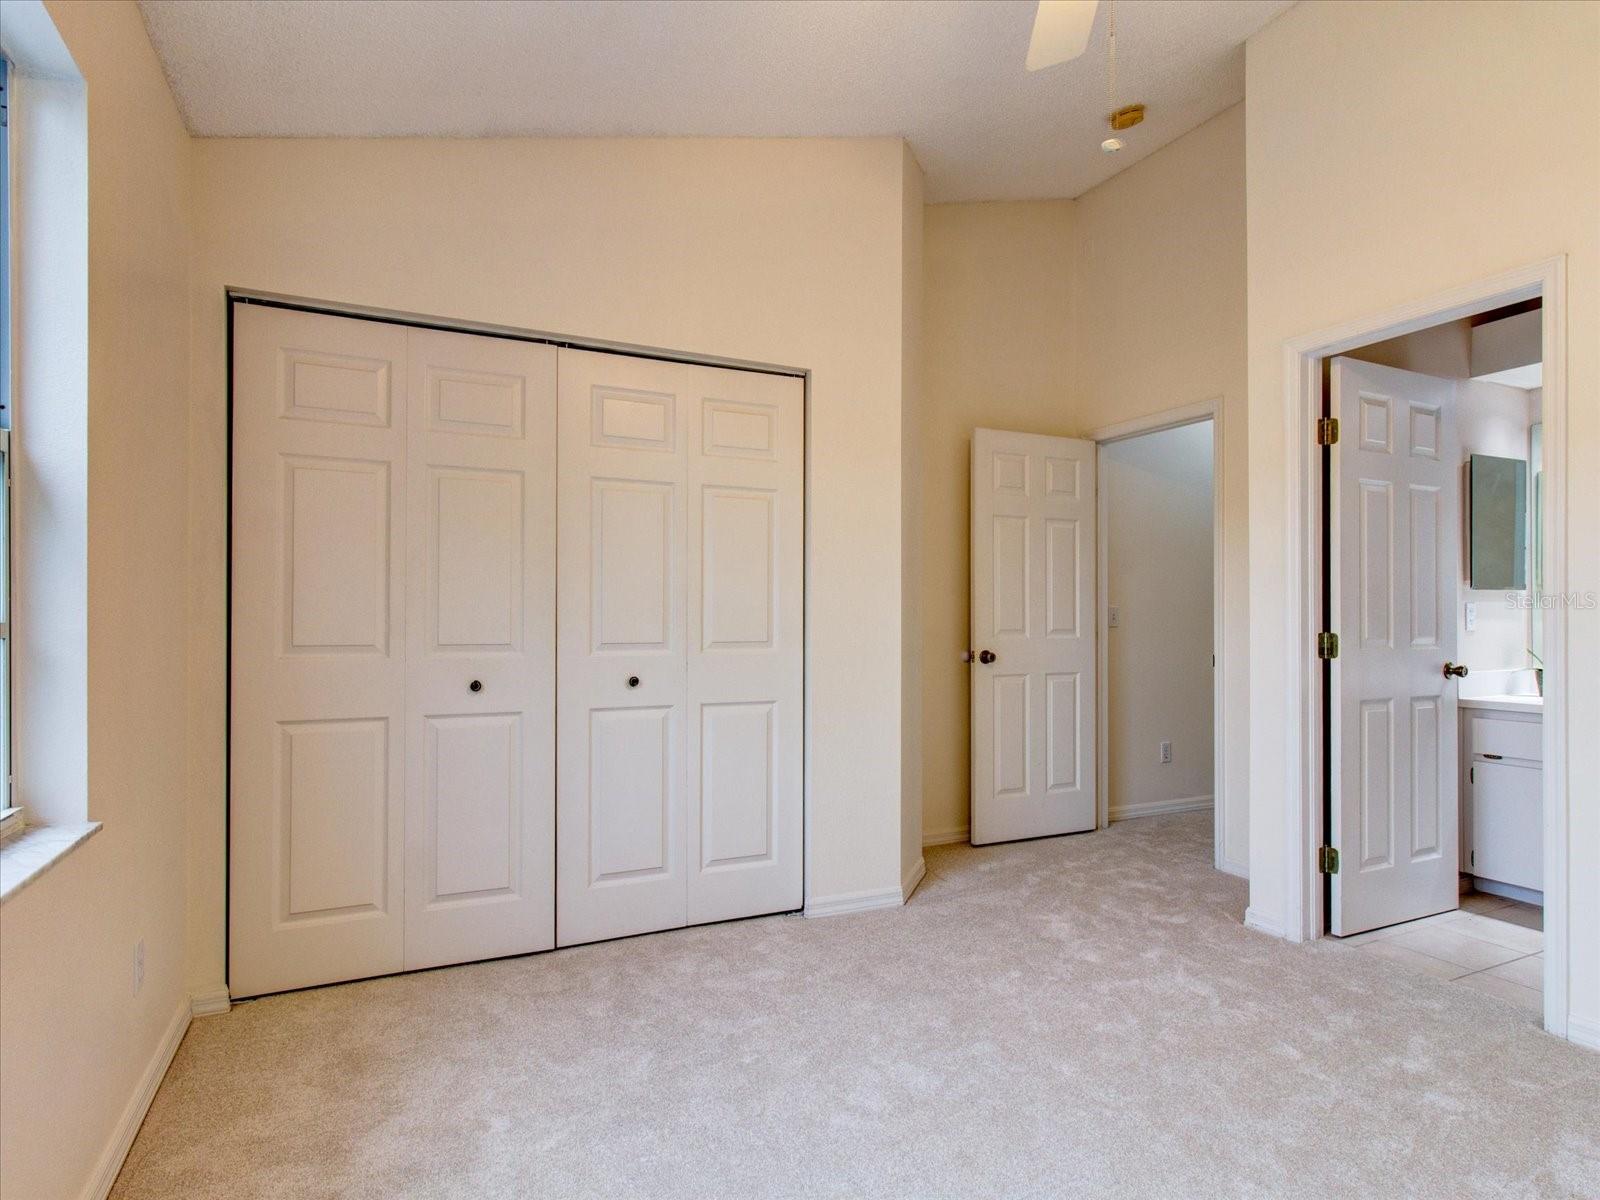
1482,753,1502,760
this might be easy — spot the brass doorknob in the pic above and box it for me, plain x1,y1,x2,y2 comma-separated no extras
1443,662,1468,679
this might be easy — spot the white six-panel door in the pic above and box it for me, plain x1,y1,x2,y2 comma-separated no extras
233,308,802,992
402,328,557,970
231,306,557,997
1330,357,1461,936
556,350,804,946
232,307,410,997
970,429,1097,845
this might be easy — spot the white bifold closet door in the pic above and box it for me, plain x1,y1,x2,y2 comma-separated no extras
230,305,556,997
556,349,804,946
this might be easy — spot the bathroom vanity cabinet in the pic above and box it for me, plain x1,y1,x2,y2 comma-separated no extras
1461,701,1542,898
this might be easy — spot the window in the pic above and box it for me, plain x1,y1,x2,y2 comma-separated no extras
0,21,91,851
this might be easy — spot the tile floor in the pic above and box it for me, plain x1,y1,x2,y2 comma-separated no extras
1335,890,1544,1014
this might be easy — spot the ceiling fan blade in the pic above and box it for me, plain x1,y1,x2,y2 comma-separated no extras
1026,0,1100,71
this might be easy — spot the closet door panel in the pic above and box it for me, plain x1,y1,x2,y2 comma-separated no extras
403,327,556,970
557,348,803,946
230,305,409,998
686,370,805,924
558,350,690,946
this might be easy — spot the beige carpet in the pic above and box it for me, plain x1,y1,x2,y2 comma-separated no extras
112,812,1599,1199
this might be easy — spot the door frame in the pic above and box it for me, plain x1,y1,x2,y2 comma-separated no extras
1277,257,1568,1038
1090,399,1232,875
222,287,812,990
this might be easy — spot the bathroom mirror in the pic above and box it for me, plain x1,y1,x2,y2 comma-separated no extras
1469,453,1527,589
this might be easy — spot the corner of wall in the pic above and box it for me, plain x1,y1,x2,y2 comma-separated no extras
1,3,204,1196
900,143,927,882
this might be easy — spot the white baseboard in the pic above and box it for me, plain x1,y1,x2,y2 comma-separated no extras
1109,794,1214,822
1468,877,1544,907
804,884,905,918
922,826,969,847
901,856,926,903
1217,855,1249,880
190,986,232,1017
84,997,190,1200
1244,905,1286,939
1567,1014,1600,1053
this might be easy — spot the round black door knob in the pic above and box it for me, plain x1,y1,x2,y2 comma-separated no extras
978,650,997,664
469,680,483,693
627,676,641,688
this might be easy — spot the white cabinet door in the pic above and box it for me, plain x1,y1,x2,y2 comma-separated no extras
969,429,1097,845
231,305,409,997
402,328,557,969
1471,760,1542,892
1329,358,1461,936
556,349,803,945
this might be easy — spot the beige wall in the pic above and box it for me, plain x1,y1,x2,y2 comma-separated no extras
186,136,920,989
1102,421,1215,819
1245,0,1599,1037
1072,103,1248,874
900,145,927,886
918,107,1248,872
0,3,195,1197
918,200,1075,843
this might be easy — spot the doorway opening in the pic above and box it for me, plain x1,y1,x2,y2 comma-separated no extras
1092,402,1229,875
1320,300,1548,1016
1280,259,1568,1038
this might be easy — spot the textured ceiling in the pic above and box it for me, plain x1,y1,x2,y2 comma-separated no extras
138,0,1293,202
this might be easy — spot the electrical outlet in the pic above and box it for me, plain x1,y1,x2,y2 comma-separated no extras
1159,740,1172,765
1108,605,1121,628
133,939,145,996
1465,601,1477,632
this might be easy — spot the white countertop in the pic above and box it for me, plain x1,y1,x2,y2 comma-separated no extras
1459,694,1543,715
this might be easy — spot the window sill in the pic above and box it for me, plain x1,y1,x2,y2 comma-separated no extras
0,821,101,904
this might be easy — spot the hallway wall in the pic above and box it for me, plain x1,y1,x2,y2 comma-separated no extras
1102,421,1215,820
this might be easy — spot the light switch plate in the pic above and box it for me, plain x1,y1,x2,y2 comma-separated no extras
1465,601,1477,632
1108,605,1121,628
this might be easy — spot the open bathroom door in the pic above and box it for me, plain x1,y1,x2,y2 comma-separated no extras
1328,358,1462,936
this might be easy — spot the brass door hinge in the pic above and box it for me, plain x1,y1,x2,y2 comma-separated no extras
1317,631,1339,660
1316,417,1339,446
1318,846,1340,875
